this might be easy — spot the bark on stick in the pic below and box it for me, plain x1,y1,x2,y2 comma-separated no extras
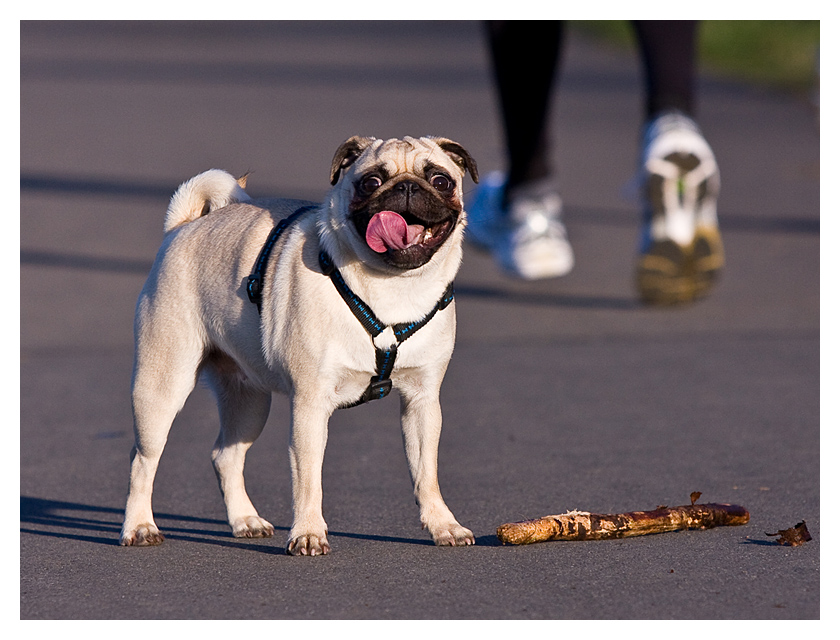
496,503,749,545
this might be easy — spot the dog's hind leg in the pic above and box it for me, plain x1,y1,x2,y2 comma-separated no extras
204,352,275,539
121,332,204,546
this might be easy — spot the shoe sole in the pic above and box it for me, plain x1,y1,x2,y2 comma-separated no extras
638,144,722,305
506,253,574,280
636,226,724,305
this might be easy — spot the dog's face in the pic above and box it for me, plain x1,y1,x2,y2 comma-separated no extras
328,136,479,270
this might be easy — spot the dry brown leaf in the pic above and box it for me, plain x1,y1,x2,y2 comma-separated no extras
766,521,812,546
690,491,702,505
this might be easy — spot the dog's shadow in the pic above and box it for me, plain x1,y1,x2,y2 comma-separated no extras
20,496,502,553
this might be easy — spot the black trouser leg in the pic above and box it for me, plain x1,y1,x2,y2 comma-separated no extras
487,20,565,196
632,20,698,118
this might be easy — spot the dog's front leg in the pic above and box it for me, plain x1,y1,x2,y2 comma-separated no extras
287,394,332,556
400,388,474,546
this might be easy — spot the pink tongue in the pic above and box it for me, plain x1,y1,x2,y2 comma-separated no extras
365,210,425,253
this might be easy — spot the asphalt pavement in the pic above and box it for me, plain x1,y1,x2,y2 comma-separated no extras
20,21,820,620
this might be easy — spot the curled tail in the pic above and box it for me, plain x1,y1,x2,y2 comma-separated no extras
163,169,251,233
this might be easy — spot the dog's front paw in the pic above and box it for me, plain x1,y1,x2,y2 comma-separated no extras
120,523,164,546
286,532,331,556
232,516,275,539
428,523,475,547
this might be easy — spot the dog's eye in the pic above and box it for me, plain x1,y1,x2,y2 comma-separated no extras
359,175,383,195
430,174,453,193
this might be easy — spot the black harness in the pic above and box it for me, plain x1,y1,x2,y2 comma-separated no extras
247,205,454,408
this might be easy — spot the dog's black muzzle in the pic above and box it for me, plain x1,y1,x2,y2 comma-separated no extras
351,179,462,270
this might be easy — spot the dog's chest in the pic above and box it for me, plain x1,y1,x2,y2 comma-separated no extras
328,308,454,407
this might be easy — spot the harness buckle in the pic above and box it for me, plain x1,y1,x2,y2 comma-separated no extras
360,378,393,403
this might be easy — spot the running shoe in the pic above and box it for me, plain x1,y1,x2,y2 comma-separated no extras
636,110,723,304
466,172,574,280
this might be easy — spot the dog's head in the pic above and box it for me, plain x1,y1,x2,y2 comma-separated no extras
326,136,479,270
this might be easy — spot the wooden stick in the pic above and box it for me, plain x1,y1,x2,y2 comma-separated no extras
497,503,749,545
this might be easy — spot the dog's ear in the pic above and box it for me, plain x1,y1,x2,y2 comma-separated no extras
330,136,376,185
430,137,479,184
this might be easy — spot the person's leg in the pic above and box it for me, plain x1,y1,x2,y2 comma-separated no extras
488,20,564,197
632,21,723,304
468,21,574,280
632,20,697,118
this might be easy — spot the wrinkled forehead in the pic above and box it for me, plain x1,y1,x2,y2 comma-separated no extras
362,137,458,177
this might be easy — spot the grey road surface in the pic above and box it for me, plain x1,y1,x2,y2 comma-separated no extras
20,21,819,619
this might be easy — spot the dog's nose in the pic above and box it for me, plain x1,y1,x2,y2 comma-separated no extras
395,181,420,197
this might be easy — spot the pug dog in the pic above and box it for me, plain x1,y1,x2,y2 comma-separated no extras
120,136,479,555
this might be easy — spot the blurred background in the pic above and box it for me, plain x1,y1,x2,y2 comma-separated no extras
579,20,819,94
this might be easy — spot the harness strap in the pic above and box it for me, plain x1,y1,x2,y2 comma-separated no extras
246,205,454,409
247,205,318,314
340,344,398,408
317,250,386,337
318,250,454,408
318,251,454,345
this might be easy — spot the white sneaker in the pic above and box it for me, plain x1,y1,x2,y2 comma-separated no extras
466,172,574,280
636,111,724,304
